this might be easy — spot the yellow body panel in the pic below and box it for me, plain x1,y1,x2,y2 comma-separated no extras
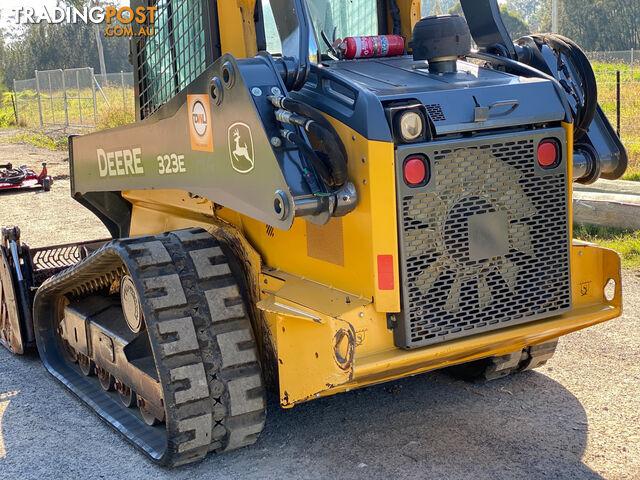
123,188,622,409
217,0,258,59
216,129,401,313
388,0,422,44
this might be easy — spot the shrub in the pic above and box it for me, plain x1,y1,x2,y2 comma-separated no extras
96,106,134,130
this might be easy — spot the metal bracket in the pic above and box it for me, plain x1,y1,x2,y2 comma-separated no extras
474,98,520,122
460,0,516,59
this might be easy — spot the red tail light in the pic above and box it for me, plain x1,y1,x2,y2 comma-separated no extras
404,156,428,186
537,140,559,168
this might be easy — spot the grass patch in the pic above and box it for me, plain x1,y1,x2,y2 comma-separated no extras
592,63,640,181
0,92,17,128
6,131,68,151
574,223,640,269
13,86,135,129
622,169,640,181
96,106,134,130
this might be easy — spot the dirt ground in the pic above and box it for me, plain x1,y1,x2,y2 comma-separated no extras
0,140,639,479
0,131,110,246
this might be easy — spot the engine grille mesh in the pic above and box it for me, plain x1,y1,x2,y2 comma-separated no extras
395,133,571,348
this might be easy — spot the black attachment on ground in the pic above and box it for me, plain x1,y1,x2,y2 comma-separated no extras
0,165,28,185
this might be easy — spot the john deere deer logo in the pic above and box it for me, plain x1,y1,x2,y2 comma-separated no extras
228,122,254,173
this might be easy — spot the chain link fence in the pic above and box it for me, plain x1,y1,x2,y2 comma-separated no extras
13,68,134,128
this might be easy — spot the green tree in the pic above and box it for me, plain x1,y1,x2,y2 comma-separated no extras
445,0,636,50
431,0,444,15
2,2,131,84
500,6,531,39
448,2,463,16
447,2,530,39
539,0,639,50
422,0,458,18
504,0,548,32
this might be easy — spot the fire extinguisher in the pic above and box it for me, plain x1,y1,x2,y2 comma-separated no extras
338,35,405,59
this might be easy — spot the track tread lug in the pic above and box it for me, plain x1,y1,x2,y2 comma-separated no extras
157,317,200,357
169,363,210,404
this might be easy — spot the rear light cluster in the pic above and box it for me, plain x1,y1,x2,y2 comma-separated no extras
402,138,560,187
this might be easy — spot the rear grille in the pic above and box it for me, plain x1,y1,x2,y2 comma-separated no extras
394,129,571,349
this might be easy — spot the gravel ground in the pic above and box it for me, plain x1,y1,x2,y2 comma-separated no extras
0,141,639,479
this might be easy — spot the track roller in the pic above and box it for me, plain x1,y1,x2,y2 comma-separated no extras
96,367,115,391
78,354,95,376
116,381,137,408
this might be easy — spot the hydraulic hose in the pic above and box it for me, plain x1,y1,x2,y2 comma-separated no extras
305,121,348,187
528,33,598,141
273,96,349,187
285,130,334,189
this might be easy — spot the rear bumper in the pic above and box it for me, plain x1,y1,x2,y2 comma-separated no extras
350,302,619,390
261,243,622,407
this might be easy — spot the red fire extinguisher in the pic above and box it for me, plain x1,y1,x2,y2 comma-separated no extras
338,35,405,59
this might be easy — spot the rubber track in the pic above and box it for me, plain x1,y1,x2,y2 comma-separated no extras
446,339,559,382
33,228,266,467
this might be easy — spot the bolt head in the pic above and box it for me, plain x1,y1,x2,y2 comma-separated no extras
251,87,262,97
271,87,281,96
270,137,282,147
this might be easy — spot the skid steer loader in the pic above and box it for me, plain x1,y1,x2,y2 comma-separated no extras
0,0,627,467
